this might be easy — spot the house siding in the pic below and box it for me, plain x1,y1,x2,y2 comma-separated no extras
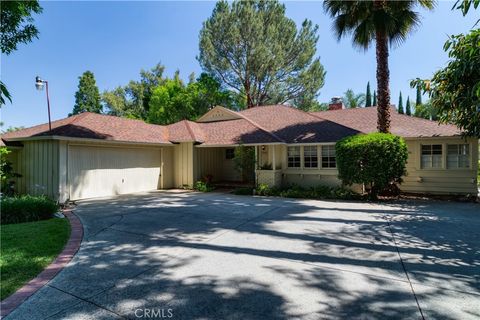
10,140,60,199
400,137,478,195
174,142,195,188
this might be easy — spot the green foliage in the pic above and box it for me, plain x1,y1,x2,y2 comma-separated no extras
405,96,412,116
199,0,325,108
104,63,238,123
233,145,255,182
453,0,480,17
147,73,237,125
71,71,102,115
415,86,422,106
0,147,21,196
411,29,480,137
255,183,362,200
398,91,404,114
1,195,59,225
414,101,437,120
343,89,365,108
365,82,372,107
0,81,12,105
336,133,408,199
477,160,480,185
0,1,42,55
372,90,377,106
194,181,215,192
0,1,43,106
103,63,167,119
1,218,70,300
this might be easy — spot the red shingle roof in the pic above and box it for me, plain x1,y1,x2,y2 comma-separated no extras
1,112,170,144
239,105,360,143
310,107,461,137
0,106,463,147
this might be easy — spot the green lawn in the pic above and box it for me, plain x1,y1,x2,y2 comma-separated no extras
0,218,70,300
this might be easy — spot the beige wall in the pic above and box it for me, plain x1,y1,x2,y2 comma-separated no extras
9,140,60,199
173,142,195,188
401,137,478,195
255,139,478,195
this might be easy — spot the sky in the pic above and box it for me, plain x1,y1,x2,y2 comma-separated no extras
1,1,478,128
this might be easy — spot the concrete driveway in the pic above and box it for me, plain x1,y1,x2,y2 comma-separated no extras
7,191,480,320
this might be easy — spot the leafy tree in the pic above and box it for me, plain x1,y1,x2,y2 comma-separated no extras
0,1,43,106
71,71,102,115
199,0,325,108
415,85,422,107
323,1,435,133
373,90,377,106
365,82,372,107
0,147,22,196
103,63,167,119
411,28,480,137
233,145,255,182
414,100,437,120
147,76,188,125
1,126,25,134
405,96,412,116
343,89,365,108
147,72,238,125
336,133,408,199
398,91,404,114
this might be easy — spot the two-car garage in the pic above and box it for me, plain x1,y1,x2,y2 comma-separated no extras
67,145,163,200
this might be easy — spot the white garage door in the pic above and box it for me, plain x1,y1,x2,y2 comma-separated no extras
68,145,161,200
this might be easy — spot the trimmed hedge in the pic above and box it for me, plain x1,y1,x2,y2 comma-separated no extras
252,183,362,200
336,133,408,198
1,195,59,225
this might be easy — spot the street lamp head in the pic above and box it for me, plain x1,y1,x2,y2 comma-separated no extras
35,76,45,90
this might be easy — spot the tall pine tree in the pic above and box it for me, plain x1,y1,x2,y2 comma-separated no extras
415,85,422,106
398,91,404,114
72,71,102,115
372,90,377,106
406,96,411,115
365,82,372,107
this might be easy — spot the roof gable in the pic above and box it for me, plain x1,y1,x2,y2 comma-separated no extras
196,106,242,123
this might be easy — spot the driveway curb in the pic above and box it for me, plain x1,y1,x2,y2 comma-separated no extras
0,210,83,319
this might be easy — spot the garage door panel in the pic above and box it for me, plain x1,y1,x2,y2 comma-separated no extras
68,146,161,200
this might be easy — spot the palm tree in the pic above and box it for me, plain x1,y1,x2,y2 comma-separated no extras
323,0,435,133
343,89,366,108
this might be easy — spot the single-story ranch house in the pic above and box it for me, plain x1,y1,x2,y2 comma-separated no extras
1,103,478,202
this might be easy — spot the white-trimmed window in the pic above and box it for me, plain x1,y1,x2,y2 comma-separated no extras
321,145,336,168
421,144,442,168
447,144,470,168
304,146,318,168
287,146,301,168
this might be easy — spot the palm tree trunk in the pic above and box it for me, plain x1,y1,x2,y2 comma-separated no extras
375,2,391,133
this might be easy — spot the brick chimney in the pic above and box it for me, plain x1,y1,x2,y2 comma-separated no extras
328,97,344,110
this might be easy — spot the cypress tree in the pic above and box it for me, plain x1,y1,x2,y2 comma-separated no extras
406,96,411,116
72,71,102,115
365,82,372,107
398,91,404,114
372,90,377,106
416,86,422,106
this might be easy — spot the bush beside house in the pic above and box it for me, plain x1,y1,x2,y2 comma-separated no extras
1,195,59,225
336,133,408,199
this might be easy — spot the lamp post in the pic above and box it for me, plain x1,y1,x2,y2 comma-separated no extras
35,76,52,132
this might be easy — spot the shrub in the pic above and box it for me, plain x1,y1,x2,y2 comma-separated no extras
233,145,255,182
0,147,21,196
194,180,214,192
1,195,59,225
336,133,408,199
254,183,362,200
